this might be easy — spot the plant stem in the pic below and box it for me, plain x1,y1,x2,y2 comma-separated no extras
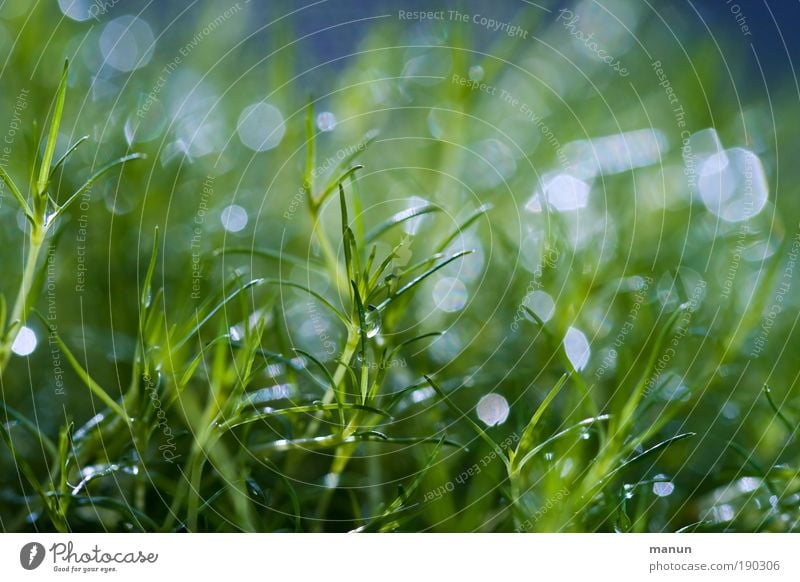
0,226,44,372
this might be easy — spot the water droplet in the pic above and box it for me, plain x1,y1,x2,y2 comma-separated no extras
220,204,248,233
544,452,554,461
58,0,93,21
11,326,37,356
523,290,555,323
737,477,760,493
365,308,381,338
656,268,705,312
476,393,509,427
560,457,574,478
699,148,768,222
316,111,337,132
656,373,691,402
237,102,286,152
541,173,590,212
652,481,675,497
468,65,484,81
564,326,590,371
432,277,468,313
99,16,155,72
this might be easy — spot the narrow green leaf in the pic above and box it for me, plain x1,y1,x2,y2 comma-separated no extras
0,165,33,219
513,415,611,474
54,153,146,219
512,373,569,470
262,279,348,326
49,135,89,179
215,246,325,270
375,250,473,311
173,278,263,349
32,310,130,425
365,204,442,243
763,384,796,434
37,59,69,195
426,375,505,467
435,203,493,253
221,402,392,430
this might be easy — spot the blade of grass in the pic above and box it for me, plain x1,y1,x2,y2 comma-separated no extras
36,59,69,196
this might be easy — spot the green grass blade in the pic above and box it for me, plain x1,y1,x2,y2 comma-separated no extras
763,384,796,434
33,311,130,425
262,279,348,325
435,203,493,253
512,373,569,470
375,250,473,311
0,165,33,220
37,59,69,196
54,153,145,219
365,204,441,244
49,135,89,179
426,375,504,466
215,246,325,269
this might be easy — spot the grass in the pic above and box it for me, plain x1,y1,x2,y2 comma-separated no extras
0,1,798,533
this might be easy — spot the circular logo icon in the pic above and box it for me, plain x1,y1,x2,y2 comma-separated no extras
20,542,46,570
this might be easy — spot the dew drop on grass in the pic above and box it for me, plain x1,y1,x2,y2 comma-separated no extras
563,326,590,371
99,16,155,72
365,308,381,338
652,481,675,497
432,277,468,313
316,111,337,132
476,393,509,427
11,326,37,356
237,102,286,152
468,65,484,81
699,148,768,222
220,204,248,233
523,290,555,323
